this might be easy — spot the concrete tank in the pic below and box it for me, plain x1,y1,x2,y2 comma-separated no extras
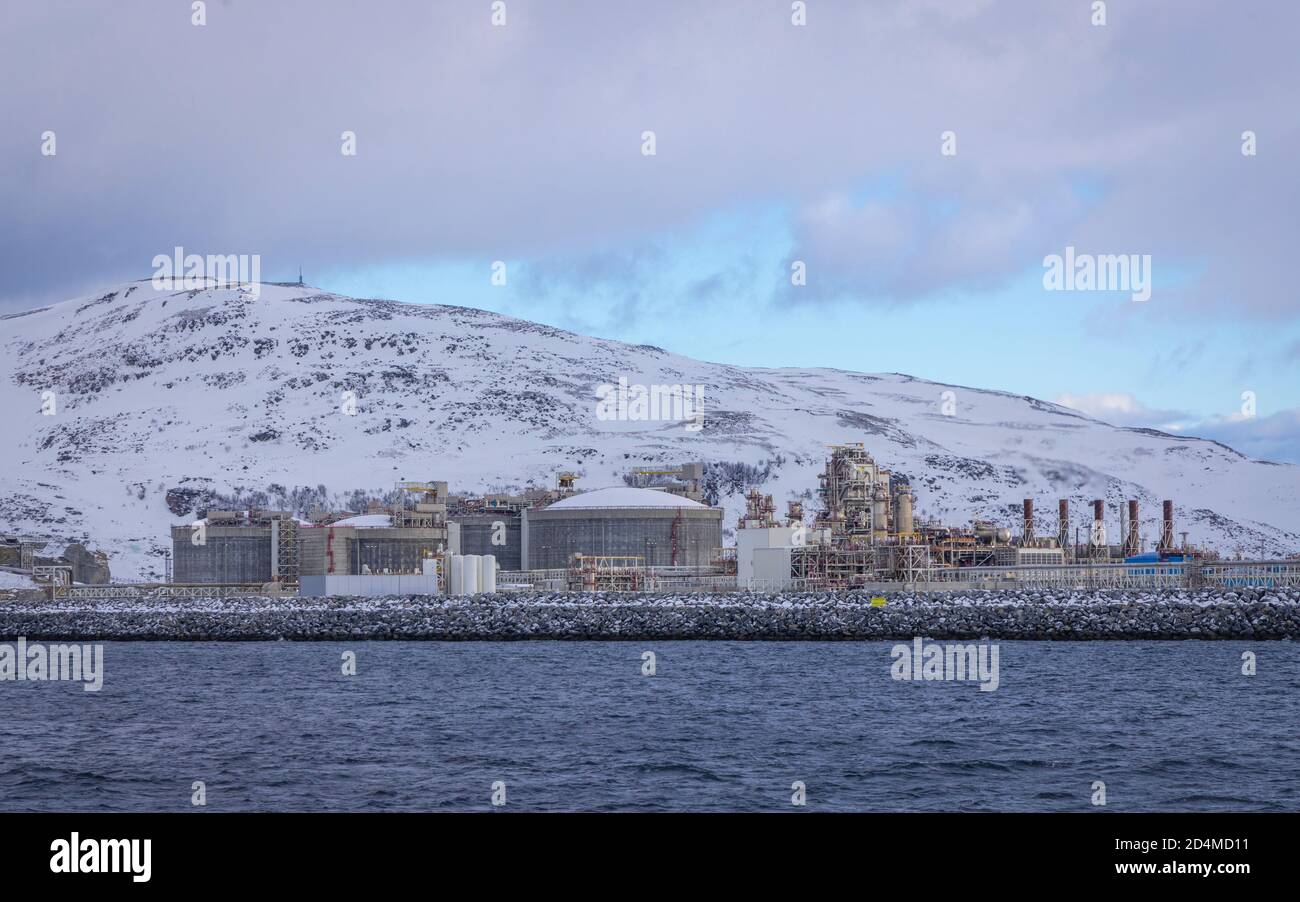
523,487,722,570
449,514,522,570
171,525,280,584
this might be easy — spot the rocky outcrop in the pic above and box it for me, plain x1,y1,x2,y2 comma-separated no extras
62,543,112,585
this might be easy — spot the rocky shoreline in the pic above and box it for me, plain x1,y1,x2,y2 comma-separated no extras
1,587,1298,640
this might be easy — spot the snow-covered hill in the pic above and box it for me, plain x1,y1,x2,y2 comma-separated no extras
2,281,1297,580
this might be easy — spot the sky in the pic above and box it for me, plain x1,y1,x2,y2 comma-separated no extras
2,0,1298,460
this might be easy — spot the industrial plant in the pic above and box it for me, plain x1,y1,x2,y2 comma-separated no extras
12,443,1293,603
170,481,452,593
733,443,1215,591
157,468,723,597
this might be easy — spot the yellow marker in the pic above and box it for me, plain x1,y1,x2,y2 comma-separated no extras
870,596,887,607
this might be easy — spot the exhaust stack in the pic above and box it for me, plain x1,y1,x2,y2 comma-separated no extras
1159,500,1175,552
1090,499,1106,550
1022,499,1034,545
1123,499,1140,557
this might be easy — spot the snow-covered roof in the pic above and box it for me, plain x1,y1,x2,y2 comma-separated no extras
545,486,708,510
328,513,394,528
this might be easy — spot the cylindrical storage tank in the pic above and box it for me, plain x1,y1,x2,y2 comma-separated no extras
480,554,497,593
524,487,723,570
170,525,278,585
895,491,914,537
450,554,464,596
871,486,889,540
975,523,1011,544
462,554,480,595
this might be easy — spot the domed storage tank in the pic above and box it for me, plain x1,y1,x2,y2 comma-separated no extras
523,487,724,570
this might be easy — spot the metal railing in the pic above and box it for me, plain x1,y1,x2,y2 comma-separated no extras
35,561,1300,600
51,583,287,600
1199,560,1300,589
913,560,1300,590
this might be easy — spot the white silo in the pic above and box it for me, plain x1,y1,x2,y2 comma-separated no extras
480,554,497,593
462,554,481,594
449,554,464,595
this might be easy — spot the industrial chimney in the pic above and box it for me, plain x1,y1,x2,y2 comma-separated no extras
1090,499,1106,552
1022,499,1035,545
1057,500,1070,553
1159,500,1175,552
1123,500,1140,557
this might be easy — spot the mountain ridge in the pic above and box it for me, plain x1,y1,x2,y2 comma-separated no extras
1,281,1296,580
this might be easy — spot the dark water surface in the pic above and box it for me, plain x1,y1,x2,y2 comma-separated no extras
1,641,1296,811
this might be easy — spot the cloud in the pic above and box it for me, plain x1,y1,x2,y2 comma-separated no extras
786,179,1084,302
1053,393,1189,429
1056,392,1300,464
1,0,1297,323
1172,409,1300,465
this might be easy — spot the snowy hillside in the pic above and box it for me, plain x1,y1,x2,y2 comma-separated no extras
2,281,1297,580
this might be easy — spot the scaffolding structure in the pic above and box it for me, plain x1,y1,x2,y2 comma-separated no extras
392,481,448,529
927,533,998,568
273,515,299,590
567,554,646,592
32,564,73,586
894,544,936,583
790,544,880,590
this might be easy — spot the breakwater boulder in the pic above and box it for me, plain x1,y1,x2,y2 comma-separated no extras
1,587,1298,640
